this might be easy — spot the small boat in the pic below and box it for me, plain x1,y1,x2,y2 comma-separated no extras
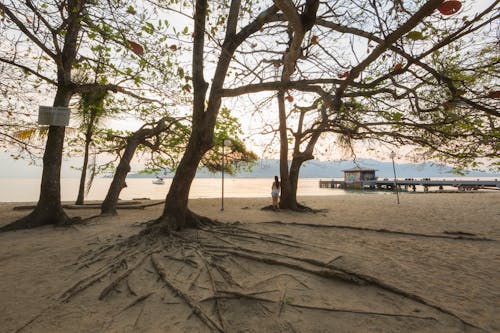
152,177,165,185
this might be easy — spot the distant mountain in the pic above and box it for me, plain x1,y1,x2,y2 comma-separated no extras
127,159,498,179
1,151,495,179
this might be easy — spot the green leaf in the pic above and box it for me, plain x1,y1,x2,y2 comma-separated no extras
406,31,425,41
392,112,403,122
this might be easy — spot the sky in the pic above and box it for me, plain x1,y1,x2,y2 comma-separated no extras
1,0,498,176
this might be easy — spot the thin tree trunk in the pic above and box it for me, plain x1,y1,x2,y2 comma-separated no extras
101,139,139,215
75,135,91,205
76,112,97,205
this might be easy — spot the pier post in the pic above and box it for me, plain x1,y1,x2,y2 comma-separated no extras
389,151,400,204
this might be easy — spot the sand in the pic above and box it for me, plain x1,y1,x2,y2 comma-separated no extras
0,192,499,333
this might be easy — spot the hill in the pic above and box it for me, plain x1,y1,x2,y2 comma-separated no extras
128,159,498,179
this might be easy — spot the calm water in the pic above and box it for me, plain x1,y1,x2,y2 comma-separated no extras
1,177,496,202
0,178,346,202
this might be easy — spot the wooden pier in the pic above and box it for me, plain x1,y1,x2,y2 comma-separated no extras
319,178,500,192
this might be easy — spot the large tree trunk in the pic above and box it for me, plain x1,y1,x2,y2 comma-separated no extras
152,0,213,233
0,0,88,232
100,139,139,215
277,91,294,210
156,139,207,231
281,158,301,210
1,88,72,232
151,1,277,233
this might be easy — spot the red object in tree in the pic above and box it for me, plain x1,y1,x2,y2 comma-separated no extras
393,63,403,70
169,44,178,51
338,71,349,79
442,101,454,109
286,95,294,103
437,1,462,15
311,35,319,45
128,40,144,56
488,91,500,98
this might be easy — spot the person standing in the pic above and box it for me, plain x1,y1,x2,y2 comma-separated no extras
271,176,280,211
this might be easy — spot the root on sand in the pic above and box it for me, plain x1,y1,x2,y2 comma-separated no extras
17,219,487,333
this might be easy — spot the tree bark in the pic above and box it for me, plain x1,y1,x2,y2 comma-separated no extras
280,154,314,211
157,138,207,231
277,91,293,210
155,0,222,232
75,115,96,205
281,159,301,210
152,1,278,232
100,139,139,215
75,141,90,205
0,0,85,232
1,88,73,231
100,117,176,215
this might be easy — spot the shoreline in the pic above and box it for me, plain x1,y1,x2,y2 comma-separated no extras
0,186,498,204
1,176,498,202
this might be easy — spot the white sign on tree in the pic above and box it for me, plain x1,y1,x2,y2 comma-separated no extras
38,106,71,127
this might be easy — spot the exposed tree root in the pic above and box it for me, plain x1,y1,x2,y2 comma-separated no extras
12,200,150,211
99,253,157,300
260,221,495,241
0,209,81,233
202,245,366,285
252,273,310,290
44,219,487,332
201,290,438,321
328,264,485,331
13,305,58,333
260,203,316,213
120,292,155,313
198,224,485,331
200,226,302,249
61,260,127,303
196,249,226,332
150,253,224,333
294,202,316,212
286,302,438,321
141,209,217,236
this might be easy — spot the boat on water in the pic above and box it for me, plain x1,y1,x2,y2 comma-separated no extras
152,177,165,185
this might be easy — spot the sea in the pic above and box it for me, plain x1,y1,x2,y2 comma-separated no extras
0,178,342,202
0,177,497,202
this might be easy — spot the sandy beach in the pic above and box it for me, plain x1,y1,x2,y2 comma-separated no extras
0,192,499,332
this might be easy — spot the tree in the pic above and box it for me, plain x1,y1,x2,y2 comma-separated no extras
28,2,498,330
74,89,109,205
200,107,258,175
0,0,179,231
0,0,89,231
149,0,280,232
221,0,499,209
100,116,187,215
275,0,320,210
